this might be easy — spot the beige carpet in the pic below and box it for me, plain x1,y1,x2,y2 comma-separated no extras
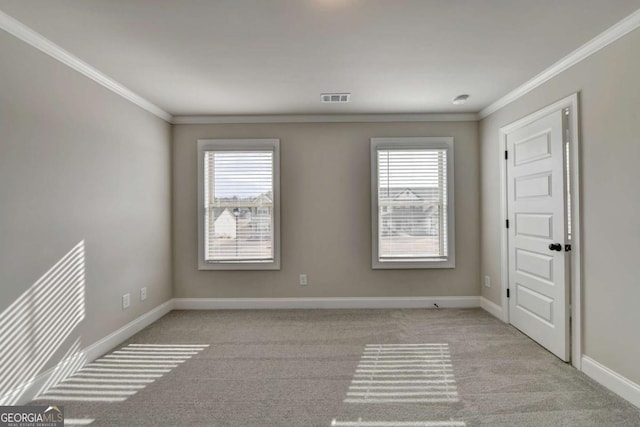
31,308,640,426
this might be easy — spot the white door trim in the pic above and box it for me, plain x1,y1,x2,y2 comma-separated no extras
498,93,581,369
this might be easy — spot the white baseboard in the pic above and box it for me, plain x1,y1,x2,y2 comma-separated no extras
582,355,640,409
4,296,486,404
173,296,480,310
2,299,175,406
82,299,175,361
479,297,504,321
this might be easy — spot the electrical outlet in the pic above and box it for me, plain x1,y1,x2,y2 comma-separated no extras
484,275,491,288
140,287,147,301
299,274,308,286
122,293,131,309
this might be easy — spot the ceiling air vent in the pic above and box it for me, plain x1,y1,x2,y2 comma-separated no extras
321,93,350,103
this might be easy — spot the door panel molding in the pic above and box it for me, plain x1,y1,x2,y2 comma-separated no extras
508,107,568,360
498,93,581,369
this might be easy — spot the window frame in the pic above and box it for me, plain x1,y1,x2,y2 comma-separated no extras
197,138,281,270
370,137,455,269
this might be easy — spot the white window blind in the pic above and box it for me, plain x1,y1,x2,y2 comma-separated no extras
203,150,274,263
371,137,454,269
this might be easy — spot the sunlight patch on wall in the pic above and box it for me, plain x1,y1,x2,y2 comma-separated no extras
37,338,88,398
0,241,86,405
36,344,209,403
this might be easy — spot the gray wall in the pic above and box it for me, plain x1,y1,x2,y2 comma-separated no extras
173,121,480,298
480,28,640,383
0,30,172,399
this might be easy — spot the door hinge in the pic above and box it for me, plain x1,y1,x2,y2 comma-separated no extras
506,288,510,298
505,150,508,160
506,219,510,229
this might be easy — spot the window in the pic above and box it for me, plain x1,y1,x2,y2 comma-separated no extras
197,139,280,270
371,137,455,269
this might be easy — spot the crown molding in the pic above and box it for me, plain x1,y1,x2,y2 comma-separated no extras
5,4,638,124
479,8,640,119
171,113,479,124
0,9,172,122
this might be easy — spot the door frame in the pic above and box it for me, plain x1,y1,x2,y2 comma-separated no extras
498,93,582,369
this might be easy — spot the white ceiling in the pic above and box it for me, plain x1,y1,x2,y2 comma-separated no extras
0,0,639,116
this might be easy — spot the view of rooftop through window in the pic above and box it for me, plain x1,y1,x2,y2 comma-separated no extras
377,148,448,260
204,150,274,262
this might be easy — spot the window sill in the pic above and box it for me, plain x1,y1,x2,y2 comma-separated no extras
372,259,455,269
198,260,280,271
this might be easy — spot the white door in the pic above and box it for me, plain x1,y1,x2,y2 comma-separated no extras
506,108,570,361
